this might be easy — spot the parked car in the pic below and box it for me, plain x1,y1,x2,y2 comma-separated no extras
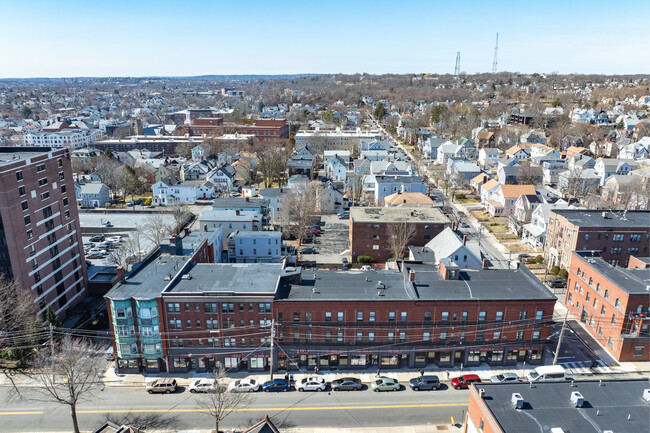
86,253,104,259
337,211,350,219
331,377,362,391
83,242,95,249
490,373,520,383
101,221,113,227
409,375,441,391
360,265,372,271
451,374,482,390
89,235,105,242
296,377,327,392
228,378,259,393
371,377,400,392
189,378,219,393
126,200,135,207
262,379,290,392
547,279,566,288
97,241,113,249
146,378,177,394
341,258,349,266
300,248,317,254
108,236,123,243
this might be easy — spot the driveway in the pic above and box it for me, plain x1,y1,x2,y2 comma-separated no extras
299,214,350,265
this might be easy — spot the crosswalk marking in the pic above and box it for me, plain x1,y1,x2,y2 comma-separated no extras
560,360,615,375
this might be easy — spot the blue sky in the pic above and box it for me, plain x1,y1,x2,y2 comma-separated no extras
1,0,648,78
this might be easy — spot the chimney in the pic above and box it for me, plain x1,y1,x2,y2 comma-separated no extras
184,228,190,236
602,211,608,219
408,270,416,282
482,259,489,269
246,197,250,202
280,188,283,193
203,224,208,232
236,209,240,216
462,235,467,245
116,266,125,281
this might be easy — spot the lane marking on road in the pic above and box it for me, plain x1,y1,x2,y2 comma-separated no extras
0,411,44,415
78,402,466,414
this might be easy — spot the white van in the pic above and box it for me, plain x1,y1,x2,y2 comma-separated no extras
526,365,566,382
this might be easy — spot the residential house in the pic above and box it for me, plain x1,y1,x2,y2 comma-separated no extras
521,200,575,248
520,130,546,144
436,140,463,164
476,130,496,147
485,184,536,217
561,135,584,152
152,180,198,206
449,160,483,183
505,145,531,160
565,145,589,159
497,163,519,185
287,155,316,179
75,182,111,207
259,187,290,226
594,158,638,186
408,227,482,269
602,175,641,206
478,148,500,168
360,149,389,162
199,209,263,249
326,155,347,182
353,158,372,176
191,145,205,162
227,231,283,263
457,137,477,159
542,160,567,184
619,141,649,160
530,144,562,164
180,159,215,181
480,179,501,203
370,160,412,176
373,175,427,205
206,163,236,191
421,136,446,159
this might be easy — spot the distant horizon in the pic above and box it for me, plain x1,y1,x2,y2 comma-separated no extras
1,0,649,78
1,71,649,81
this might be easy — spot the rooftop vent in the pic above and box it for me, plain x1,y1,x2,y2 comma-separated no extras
377,281,385,289
377,290,384,296
163,274,172,281
181,274,192,280
643,389,650,403
570,391,584,408
479,388,486,398
511,393,524,409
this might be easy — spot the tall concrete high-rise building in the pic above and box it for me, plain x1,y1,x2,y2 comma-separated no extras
0,147,88,322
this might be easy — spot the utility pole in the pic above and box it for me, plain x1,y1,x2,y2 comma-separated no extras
454,52,461,77
49,323,55,382
269,319,275,381
492,33,499,74
553,310,569,365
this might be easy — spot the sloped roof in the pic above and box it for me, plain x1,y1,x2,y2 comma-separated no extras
244,416,281,433
482,179,500,191
384,192,433,206
499,184,536,198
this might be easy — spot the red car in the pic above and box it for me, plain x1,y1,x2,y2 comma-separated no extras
451,374,482,390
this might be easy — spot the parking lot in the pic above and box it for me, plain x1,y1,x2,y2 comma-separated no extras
300,214,350,265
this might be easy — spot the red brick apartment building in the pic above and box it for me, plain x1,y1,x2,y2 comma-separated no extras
181,118,289,144
350,206,451,262
564,250,650,362
106,245,556,374
544,209,650,270
0,147,88,322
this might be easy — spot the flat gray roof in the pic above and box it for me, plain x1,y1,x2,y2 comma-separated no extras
350,206,450,224
166,263,285,295
574,251,650,295
551,209,650,228
476,379,650,433
278,264,555,302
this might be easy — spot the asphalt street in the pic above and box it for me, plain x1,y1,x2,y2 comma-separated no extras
0,385,469,432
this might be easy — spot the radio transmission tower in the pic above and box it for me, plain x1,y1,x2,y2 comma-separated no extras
492,33,499,74
454,52,460,76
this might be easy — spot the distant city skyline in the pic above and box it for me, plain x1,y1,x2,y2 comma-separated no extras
1,0,649,78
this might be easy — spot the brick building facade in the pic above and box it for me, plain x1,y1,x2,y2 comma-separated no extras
564,250,650,362
545,209,650,270
350,206,450,262
0,147,88,322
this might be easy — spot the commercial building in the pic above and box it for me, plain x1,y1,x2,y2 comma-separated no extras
294,129,383,151
466,379,650,433
24,129,97,148
544,209,650,270
106,249,555,374
564,250,650,361
95,136,203,155
0,147,88,321
349,206,450,262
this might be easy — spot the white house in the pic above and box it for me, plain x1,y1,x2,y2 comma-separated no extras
199,209,262,249
207,164,236,191
409,227,483,269
259,187,290,226
436,141,463,164
227,230,282,263
191,145,205,162
478,148,500,168
152,180,198,206
326,156,347,182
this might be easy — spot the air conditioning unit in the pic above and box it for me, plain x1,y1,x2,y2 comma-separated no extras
511,393,524,409
570,391,584,408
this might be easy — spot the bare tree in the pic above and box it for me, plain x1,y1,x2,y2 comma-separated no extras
141,213,172,246
516,161,543,185
387,222,416,261
257,146,291,187
561,166,598,200
279,181,320,247
0,275,42,363
28,336,104,433
169,205,190,234
195,367,255,433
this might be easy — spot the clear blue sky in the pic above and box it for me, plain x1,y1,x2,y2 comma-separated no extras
1,0,648,78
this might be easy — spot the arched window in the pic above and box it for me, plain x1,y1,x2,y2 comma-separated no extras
588,277,593,286
596,283,601,293
615,298,620,308
604,290,609,299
